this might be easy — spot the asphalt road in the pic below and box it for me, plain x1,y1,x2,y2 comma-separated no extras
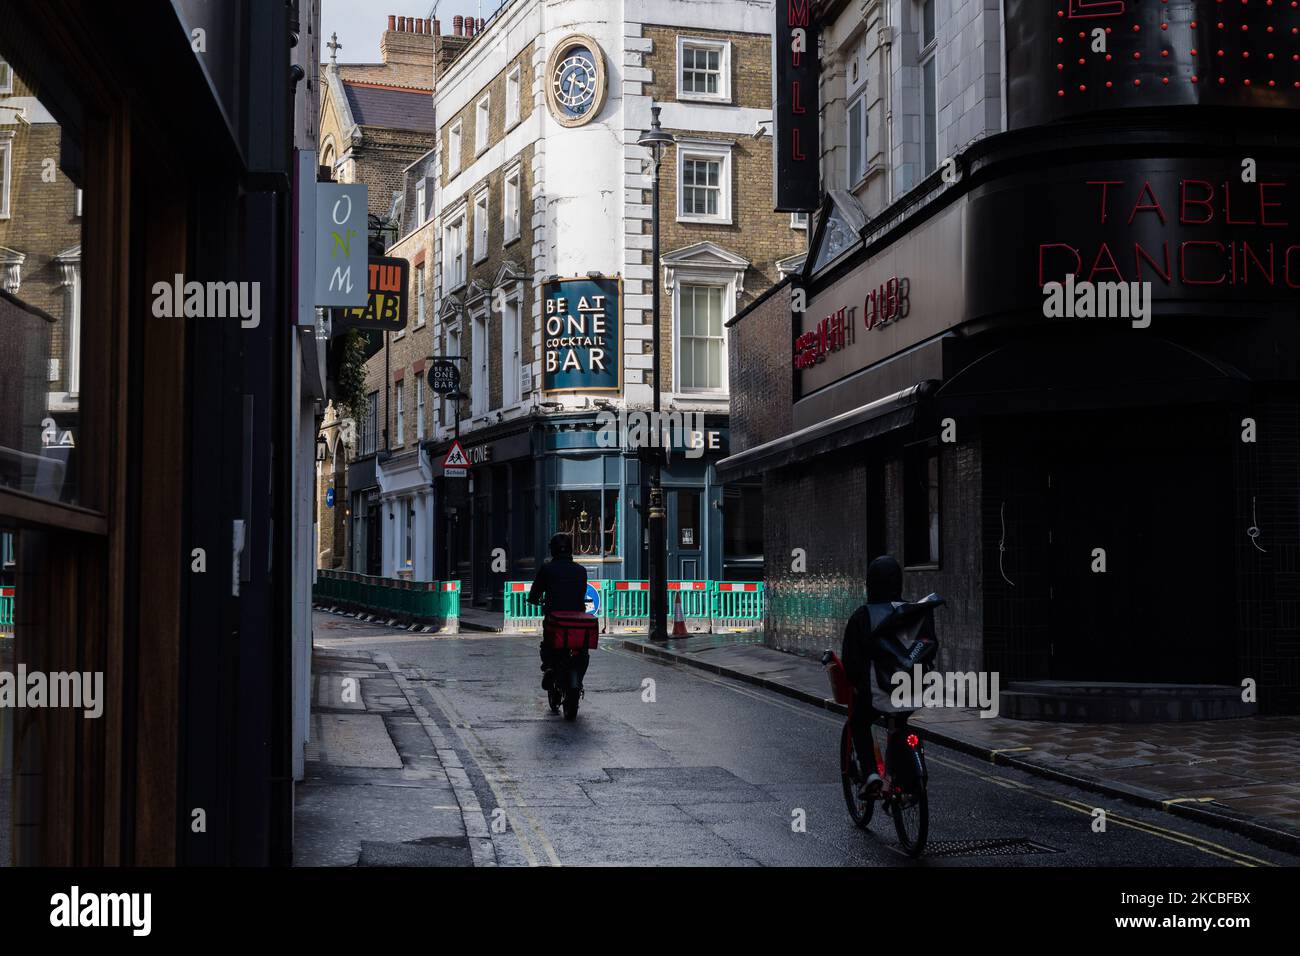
313,613,1300,868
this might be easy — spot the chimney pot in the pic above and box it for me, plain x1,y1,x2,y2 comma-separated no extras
477,18,485,31
414,19,423,34
432,18,440,35
388,15,396,30
453,15,463,36
466,20,476,38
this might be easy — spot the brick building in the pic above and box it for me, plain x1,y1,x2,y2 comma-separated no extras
721,0,1300,716
374,0,809,609
315,13,438,572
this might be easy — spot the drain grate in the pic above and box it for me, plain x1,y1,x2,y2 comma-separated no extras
923,838,1062,858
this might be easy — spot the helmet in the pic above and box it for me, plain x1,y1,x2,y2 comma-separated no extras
866,555,902,603
549,533,574,558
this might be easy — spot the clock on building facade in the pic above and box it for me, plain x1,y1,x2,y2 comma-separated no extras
545,34,606,127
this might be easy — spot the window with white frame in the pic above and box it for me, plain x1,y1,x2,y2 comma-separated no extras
394,378,405,445
500,293,521,407
74,188,82,218
416,180,426,224
444,210,466,290
0,59,11,94
415,371,425,442
415,264,426,327
677,37,730,103
473,189,489,263
677,142,731,224
919,0,938,176
0,136,11,219
505,65,521,129
677,283,728,392
443,327,461,427
475,94,490,154
448,120,462,176
791,212,809,230
504,164,521,244
471,309,489,416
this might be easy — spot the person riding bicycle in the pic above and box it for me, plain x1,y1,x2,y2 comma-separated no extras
528,532,589,690
841,554,920,799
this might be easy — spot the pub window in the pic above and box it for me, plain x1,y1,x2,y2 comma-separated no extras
447,120,462,176
555,488,619,557
678,37,730,103
904,443,941,567
677,141,731,224
677,283,727,392
918,0,938,176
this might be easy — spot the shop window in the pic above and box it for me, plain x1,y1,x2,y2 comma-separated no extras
555,488,618,557
904,444,940,567
723,483,763,579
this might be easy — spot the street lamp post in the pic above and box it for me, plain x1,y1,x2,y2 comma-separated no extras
638,106,674,642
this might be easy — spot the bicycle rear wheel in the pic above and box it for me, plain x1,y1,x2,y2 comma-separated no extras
891,755,929,856
839,724,874,828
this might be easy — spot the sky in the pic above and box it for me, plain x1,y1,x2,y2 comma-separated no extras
321,0,505,63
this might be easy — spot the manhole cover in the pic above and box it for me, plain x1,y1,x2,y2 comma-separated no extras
924,838,1061,858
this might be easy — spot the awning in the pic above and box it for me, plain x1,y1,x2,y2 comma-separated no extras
715,382,934,483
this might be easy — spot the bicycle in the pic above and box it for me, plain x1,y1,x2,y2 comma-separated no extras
823,650,930,857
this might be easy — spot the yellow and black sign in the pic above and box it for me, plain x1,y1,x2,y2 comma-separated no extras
333,256,409,333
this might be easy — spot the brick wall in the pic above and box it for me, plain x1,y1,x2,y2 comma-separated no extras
439,41,536,189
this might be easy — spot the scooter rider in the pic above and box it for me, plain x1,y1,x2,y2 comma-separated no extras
528,533,589,690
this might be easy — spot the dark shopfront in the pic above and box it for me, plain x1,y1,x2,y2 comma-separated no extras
723,125,1300,713
429,412,757,608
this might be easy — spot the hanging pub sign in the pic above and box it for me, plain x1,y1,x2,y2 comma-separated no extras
332,257,409,333
772,0,819,211
542,276,621,392
429,360,460,395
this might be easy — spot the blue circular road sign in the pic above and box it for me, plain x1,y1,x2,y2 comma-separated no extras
585,583,601,617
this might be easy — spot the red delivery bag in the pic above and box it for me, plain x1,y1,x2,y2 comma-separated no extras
543,611,599,650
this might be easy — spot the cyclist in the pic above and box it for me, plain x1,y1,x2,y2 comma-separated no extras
841,554,915,798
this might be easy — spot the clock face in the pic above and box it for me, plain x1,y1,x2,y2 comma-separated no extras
553,47,598,117
546,36,605,127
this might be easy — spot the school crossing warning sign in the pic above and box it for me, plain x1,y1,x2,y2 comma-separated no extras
443,440,470,473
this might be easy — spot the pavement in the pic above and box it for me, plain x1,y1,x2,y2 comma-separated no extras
298,609,1300,867
615,632,1300,854
457,604,506,633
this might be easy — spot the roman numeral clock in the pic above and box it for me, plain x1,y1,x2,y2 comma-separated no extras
545,34,607,128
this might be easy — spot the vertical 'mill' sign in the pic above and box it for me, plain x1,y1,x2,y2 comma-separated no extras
772,0,820,212
314,183,368,307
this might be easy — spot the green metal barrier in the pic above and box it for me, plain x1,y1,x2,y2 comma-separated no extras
0,587,13,636
607,580,650,632
711,581,764,632
313,571,460,634
503,581,544,633
667,581,711,633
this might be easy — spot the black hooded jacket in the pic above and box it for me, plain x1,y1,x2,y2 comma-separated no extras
528,555,588,615
841,556,913,692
